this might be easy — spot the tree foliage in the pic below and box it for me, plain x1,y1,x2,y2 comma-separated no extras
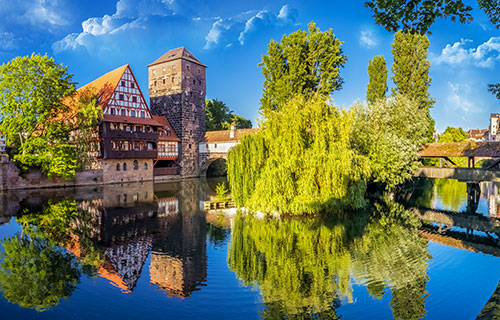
353,95,429,189
488,83,500,100
228,96,370,215
364,0,500,34
438,126,468,142
391,30,435,141
206,99,252,131
259,22,347,115
0,54,101,178
367,55,388,104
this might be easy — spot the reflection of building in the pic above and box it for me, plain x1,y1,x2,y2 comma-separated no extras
468,129,487,142
0,132,6,154
482,182,500,218
150,180,207,298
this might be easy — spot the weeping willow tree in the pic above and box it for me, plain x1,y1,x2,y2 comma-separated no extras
229,200,431,319
228,96,371,215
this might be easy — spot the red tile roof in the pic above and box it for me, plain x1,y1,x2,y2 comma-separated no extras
147,47,207,68
152,115,180,142
202,128,258,143
79,64,129,107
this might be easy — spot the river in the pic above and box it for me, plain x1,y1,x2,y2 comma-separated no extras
0,177,498,319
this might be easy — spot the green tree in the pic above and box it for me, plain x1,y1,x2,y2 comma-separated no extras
391,30,435,141
364,0,500,34
206,99,252,131
488,83,500,99
228,95,370,215
0,54,101,178
438,126,468,142
353,95,429,189
367,55,388,104
258,22,347,115
0,233,80,311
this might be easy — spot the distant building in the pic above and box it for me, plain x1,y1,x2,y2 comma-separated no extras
468,129,488,142
488,113,500,141
0,132,5,154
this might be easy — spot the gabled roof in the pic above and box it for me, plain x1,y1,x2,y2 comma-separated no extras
202,128,258,143
79,64,129,107
147,47,207,68
152,115,180,142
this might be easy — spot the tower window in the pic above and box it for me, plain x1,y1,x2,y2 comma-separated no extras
172,77,174,83
172,65,176,70
131,83,135,88
119,94,124,100
193,79,195,85
133,160,138,170
123,162,127,171
154,81,157,86
144,162,148,170
186,64,190,71
132,96,137,103
116,163,120,171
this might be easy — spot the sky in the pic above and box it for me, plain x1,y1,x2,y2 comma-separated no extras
0,0,499,132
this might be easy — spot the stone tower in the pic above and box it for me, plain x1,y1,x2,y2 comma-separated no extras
148,47,207,177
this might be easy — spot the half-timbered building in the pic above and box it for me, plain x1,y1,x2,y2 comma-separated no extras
78,64,175,183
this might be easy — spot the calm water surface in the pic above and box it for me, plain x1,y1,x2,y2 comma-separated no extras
0,178,499,319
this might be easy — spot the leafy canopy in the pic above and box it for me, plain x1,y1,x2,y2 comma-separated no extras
438,126,468,142
367,55,388,104
259,21,347,116
206,99,252,131
0,54,101,178
365,0,500,34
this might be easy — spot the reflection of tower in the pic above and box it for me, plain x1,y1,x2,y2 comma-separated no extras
483,182,500,218
150,179,207,298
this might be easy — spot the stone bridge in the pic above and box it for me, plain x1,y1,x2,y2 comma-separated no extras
198,127,257,176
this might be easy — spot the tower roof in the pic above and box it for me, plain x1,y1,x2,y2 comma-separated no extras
147,47,207,68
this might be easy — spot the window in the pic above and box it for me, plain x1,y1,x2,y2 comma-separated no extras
131,83,135,89
193,79,196,85
141,111,145,118
186,64,190,71
112,141,119,150
121,80,126,87
154,81,157,86
122,141,130,151
189,144,191,149
133,160,138,170
123,162,127,171
134,141,141,151
214,143,217,149
144,162,148,170
147,142,154,150
163,79,165,84
171,77,174,83
117,194,121,202
152,69,156,74
162,67,166,72
131,110,136,117
132,96,137,103
111,108,116,115
119,94,124,100
116,163,120,171
172,65,176,70
121,109,126,116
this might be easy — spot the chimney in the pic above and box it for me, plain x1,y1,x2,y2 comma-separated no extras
230,123,236,139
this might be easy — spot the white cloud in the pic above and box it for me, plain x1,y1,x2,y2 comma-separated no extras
0,30,16,50
23,0,69,26
445,82,480,114
433,37,500,68
204,5,298,49
53,0,172,53
359,29,377,48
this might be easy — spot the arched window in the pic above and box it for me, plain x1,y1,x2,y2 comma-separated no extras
116,163,120,171
133,160,138,170
144,162,148,170
123,162,127,171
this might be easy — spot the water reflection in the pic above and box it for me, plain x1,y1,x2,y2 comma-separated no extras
0,178,498,319
228,200,430,320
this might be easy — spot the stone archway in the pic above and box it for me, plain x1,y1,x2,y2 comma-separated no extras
199,153,227,177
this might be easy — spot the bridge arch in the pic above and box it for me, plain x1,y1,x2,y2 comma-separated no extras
199,154,227,177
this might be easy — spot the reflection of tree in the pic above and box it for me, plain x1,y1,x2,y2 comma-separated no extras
229,200,431,319
434,179,467,212
0,233,80,311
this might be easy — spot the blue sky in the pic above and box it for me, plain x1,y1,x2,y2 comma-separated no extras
0,0,499,132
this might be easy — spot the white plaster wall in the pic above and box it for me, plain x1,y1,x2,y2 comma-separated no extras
199,141,237,153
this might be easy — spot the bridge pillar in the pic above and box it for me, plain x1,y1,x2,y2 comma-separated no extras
466,182,481,214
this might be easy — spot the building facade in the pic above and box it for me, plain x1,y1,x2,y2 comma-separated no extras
488,113,500,141
0,132,6,154
79,64,178,183
148,47,207,177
